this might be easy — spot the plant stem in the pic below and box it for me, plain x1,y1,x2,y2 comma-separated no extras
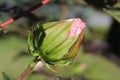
0,0,51,28
60,3,68,20
17,57,40,80
17,67,33,80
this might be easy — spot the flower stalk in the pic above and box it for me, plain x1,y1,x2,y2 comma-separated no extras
0,0,51,28
17,57,40,80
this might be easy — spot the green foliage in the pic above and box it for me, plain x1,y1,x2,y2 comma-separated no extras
84,0,120,23
2,72,10,80
84,0,118,8
103,2,120,23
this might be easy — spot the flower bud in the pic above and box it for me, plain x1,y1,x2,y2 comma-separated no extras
29,18,86,65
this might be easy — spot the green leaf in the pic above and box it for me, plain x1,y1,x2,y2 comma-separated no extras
103,2,120,23
1,72,10,80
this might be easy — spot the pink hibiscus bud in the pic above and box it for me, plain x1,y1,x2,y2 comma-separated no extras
68,18,85,37
28,18,86,66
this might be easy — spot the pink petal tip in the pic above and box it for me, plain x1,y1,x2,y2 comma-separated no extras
68,18,86,37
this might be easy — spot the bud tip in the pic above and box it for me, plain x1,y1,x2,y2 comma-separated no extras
68,18,86,37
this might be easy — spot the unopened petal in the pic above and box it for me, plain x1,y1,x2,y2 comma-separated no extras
68,18,86,37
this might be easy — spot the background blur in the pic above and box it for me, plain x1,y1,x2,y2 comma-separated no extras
0,0,120,80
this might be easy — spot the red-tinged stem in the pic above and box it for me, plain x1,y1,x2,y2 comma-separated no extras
17,57,40,80
0,0,51,28
17,67,33,80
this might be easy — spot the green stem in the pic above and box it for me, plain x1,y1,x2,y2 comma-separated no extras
17,57,40,80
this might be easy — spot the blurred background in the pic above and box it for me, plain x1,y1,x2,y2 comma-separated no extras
0,0,120,80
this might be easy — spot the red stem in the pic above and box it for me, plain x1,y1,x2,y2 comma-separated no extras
0,0,51,28
17,67,33,80
17,57,41,80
